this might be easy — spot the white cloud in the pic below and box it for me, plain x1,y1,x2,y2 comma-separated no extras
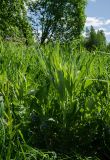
105,32,110,36
98,27,107,31
86,17,104,27
105,20,110,25
85,17,110,28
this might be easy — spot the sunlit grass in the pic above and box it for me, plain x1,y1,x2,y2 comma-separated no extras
0,40,110,159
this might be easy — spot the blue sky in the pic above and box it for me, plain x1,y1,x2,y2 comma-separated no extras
85,0,110,41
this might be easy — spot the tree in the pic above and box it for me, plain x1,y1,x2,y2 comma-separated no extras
29,0,87,44
85,26,97,51
0,0,33,45
96,30,106,51
84,26,107,51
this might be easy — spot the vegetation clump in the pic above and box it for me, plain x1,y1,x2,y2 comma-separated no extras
1,0,110,159
0,40,110,159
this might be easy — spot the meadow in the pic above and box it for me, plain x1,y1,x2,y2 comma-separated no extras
0,40,110,159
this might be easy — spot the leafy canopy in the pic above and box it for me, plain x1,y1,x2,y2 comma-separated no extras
0,0,33,44
29,0,87,44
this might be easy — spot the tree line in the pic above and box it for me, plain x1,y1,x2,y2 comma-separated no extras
83,26,110,52
0,0,110,52
0,0,87,44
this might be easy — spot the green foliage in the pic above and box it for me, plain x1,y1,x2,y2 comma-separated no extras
107,43,110,52
85,26,107,51
0,0,34,45
29,0,87,43
0,40,110,159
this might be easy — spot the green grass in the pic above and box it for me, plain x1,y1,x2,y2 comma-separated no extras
0,40,110,159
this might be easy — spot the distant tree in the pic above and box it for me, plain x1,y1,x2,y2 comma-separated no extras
29,0,87,44
96,30,106,51
0,0,33,45
84,26,107,51
85,26,97,51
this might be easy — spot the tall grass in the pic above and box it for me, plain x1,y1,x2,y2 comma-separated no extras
0,40,110,159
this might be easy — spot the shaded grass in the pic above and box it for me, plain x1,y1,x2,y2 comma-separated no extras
0,40,110,159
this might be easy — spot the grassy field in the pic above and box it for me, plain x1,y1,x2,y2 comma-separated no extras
0,40,110,159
